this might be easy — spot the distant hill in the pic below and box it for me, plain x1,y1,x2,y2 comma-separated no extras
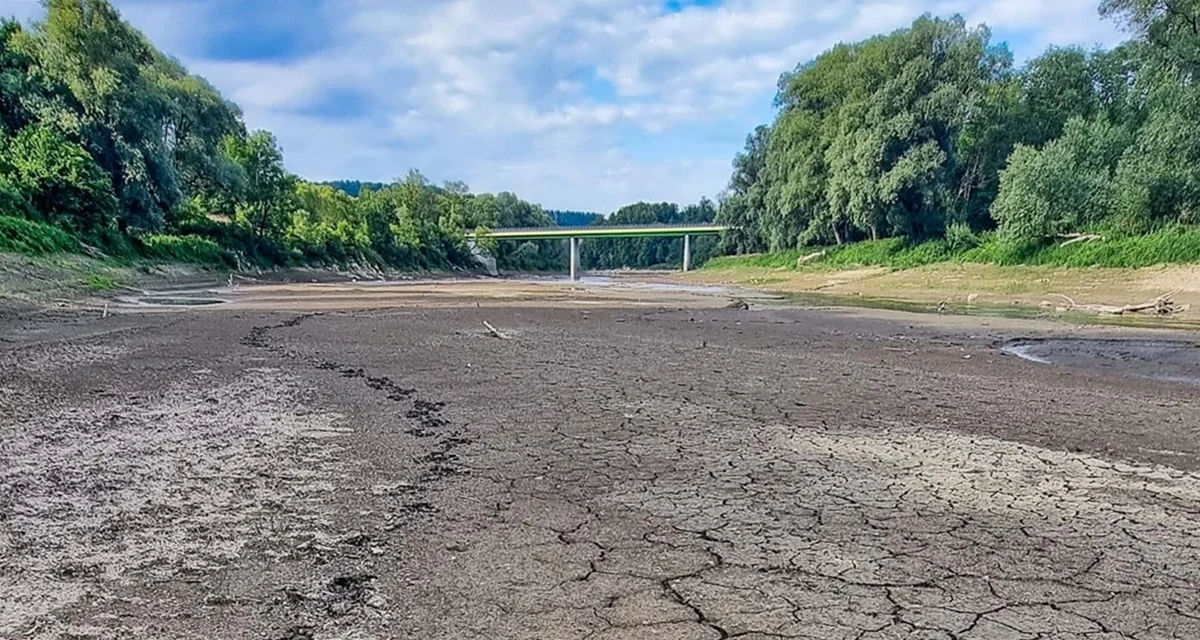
547,210,604,227
325,180,388,197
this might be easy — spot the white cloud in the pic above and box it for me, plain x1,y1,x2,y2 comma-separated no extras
0,0,1127,212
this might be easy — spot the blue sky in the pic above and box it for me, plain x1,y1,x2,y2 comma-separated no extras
2,0,1125,213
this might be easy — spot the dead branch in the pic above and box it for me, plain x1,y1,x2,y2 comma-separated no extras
482,321,509,339
796,250,827,265
1058,233,1104,247
1041,291,1187,317
1048,293,1077,310
1082,292,1184,316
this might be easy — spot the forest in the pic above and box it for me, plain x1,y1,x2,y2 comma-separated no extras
0,0,574,272
3,0,1200,275
714,0,1200,266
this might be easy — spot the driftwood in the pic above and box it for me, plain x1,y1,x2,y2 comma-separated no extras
1058,233,1104,247
79,242,107,259
796,250,827,266
1045,291,1189,317
482,321,509,339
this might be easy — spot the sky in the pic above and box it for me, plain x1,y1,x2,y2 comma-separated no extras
1,0,1127,213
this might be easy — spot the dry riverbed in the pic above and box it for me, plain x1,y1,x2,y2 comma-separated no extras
2,276,1199,639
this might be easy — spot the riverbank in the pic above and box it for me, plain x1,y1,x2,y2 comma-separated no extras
0,251,487,314
685,261,1200,324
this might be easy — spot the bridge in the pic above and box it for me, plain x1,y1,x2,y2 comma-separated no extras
471,224,728,281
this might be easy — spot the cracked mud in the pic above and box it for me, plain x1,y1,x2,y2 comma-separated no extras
2,284,1199,639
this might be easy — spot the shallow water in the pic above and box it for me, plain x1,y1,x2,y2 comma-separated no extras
1001,338,1200,386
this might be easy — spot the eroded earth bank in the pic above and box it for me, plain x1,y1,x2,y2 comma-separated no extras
2,280,1199,639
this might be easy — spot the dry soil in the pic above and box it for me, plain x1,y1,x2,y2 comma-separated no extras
2,278,1199,639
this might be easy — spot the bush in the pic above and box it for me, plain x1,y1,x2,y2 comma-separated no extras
5,125,119,232
0,175,34,219
945,222,982,252
991,118,1131,242
136,234,236,267
706,226,1200,272
0,214,78,254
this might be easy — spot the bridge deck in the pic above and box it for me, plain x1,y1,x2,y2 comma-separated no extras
477,224,727,240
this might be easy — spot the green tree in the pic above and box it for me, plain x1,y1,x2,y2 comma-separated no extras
287,181,370,262
1112,83,1200,230
17,0,184,229
1020,47,1099,146
222,130,294,247
992,117,1133,241
2,124,116,231
0,19,39,135
1101,0,1200,72
150,55,245,221
717,125,770,253
745,15,1011,248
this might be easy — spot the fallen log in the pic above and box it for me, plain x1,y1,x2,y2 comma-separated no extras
796,250,827,266
482,321,509,339
1043,291,1188,317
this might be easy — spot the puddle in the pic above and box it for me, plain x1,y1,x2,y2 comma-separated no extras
1001,338,1200,386
116,295,226,307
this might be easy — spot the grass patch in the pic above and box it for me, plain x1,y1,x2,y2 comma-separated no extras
961,226,1200,268
707,226,1200,272
80,272,116,291
136,234,235,267
0,215,79,255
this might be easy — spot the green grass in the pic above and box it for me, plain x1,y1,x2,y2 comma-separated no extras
706,226,1200,272
0,215,79,255
136,234,235,267
80,272,116,291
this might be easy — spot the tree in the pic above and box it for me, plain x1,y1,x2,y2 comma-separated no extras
16,0,179,229
1112,82,1200,229
1101,0,1200,73
716,125,770,252
287,182,369,262
0,19,38,135
991,117,1133,241
222,131,294,246
150,54,245,221
2,124,117,231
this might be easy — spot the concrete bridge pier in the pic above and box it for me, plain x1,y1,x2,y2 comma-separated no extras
683,234,692,272
569,237,581,282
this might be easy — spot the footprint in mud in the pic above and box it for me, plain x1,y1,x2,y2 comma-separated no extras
325,573,378,617
275,626,314,640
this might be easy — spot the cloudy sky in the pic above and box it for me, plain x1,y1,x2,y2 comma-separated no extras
2,0,1126,213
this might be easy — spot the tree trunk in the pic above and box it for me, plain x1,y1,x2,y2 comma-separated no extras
832,224,844,246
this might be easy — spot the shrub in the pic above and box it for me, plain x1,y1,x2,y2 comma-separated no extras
945,222,982,252
0,214,78,254
137,234,235,267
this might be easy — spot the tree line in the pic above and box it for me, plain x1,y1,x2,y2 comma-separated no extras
9,0,1196,275
716,0,1200,257
0,0,571,272
579,200,718,270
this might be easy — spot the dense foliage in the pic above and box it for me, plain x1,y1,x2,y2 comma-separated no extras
717,3,1200,260
6,0,1200,275
0,0,567,272
547,210,603,227
580,200,719,270
325,181,388,198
